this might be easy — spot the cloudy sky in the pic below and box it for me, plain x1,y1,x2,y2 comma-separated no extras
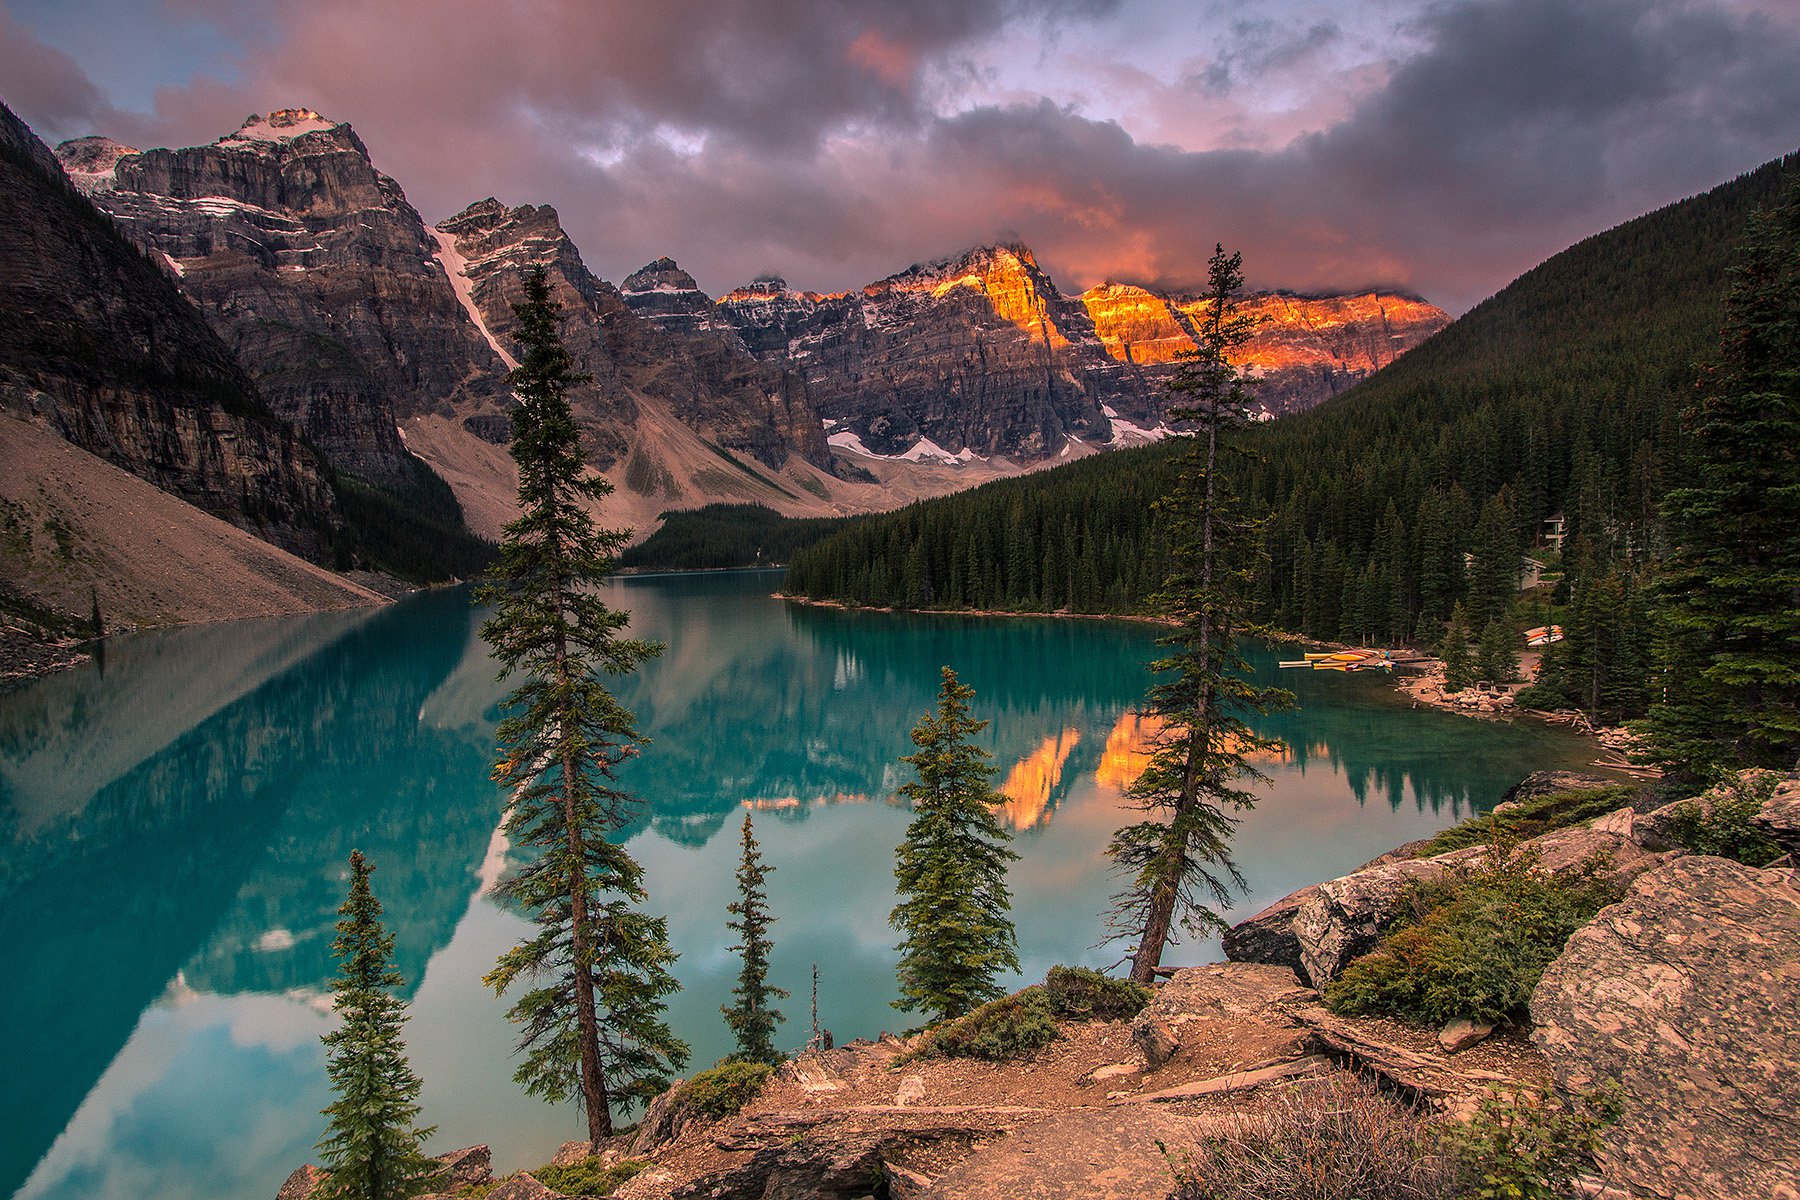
4,0,1798,311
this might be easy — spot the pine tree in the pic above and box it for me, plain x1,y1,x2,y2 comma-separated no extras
480,267,687,1141
1441,605,1476,693
723,813,788,1064
1646,180,1800,781
316,851,439,1200
890,667,1021,1021
1477,620,1517,684
1108,246,1293,984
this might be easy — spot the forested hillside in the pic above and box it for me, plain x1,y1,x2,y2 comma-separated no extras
784,445,1184,612
786,152,1799,715
618,504,852,571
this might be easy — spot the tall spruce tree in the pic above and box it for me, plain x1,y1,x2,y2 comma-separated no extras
317,851,439,1200
723,813,788,1064
891,667,1020,1021
1646,181,1800,781
480,267,687,1141
1109,246,1293,984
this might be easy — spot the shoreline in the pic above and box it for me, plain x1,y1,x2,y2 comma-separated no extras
772,591,1181,628
772,591,1638,759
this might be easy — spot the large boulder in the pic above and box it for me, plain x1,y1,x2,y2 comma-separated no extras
1753,775,1800,858
1231,823,1673,986
1290,856,1461,986
1220,885,1317,976
1531,856,1800,1200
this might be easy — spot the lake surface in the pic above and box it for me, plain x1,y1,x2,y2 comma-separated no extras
0,570,1604,1200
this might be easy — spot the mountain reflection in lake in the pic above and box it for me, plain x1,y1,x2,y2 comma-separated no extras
0,570,1602,1200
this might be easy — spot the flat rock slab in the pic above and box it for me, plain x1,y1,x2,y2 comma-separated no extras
1148,962,1315,1023
918,1106,1236,1200
1532,856,1800,1200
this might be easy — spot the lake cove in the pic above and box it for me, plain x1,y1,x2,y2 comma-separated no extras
0,569,1604,1200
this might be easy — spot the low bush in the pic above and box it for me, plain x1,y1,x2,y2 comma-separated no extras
531,1155,650,1198
1165,1075,1617,1200
1443,1085,1619,1200
1325,837,1620,1025
1166,1073,1454,1200
672,1060,774,1121
912,988,1060,1062
1042,965,1152,1021
1664,769,1783,867
1421,785,1636,855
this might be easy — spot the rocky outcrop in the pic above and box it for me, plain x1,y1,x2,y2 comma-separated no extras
442,217,827,471
717,244,1125,460
1,102,342,560
1227,816,1673,985
58,109,507,491
1531,856,1800,1200
1500,770,1624,807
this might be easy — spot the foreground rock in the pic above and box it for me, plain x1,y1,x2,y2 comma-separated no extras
1532,856,1800,1200
1228,814,1673,985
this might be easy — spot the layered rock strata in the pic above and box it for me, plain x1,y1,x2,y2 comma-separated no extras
712,246,1449,463
714,245,1127,461
442,212,827,471
57,109,509,489
1,103,341,559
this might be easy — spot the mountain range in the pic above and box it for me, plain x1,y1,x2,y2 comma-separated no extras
0,101,1447,636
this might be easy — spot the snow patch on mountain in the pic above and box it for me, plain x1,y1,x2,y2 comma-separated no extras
430,228,520,370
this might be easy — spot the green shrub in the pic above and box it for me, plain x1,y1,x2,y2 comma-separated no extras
673,1060,774,1120
531,1156,649,1198
1664,770,1783,866
1445,1085,1619,1200
1325,839,1621,1025
1042,965,1152,1021
913,987,1060,1061
1421,786,1636,855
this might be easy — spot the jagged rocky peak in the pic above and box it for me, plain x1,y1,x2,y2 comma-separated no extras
621,256,741,340
218,108,341,146
52,136,140,189
623,256,705,295
437,197,570,264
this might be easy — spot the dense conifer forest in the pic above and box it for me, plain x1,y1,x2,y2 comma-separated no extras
783,152,1800,721
618,504,853,571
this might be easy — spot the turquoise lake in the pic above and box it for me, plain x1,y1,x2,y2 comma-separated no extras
0,569,1605,1199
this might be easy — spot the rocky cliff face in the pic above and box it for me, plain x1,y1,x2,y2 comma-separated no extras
1081,285,1450,417
716,244,1134,460
0,102,342,559
438,207,827,472
715,245,1448,461
57,109,510,489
